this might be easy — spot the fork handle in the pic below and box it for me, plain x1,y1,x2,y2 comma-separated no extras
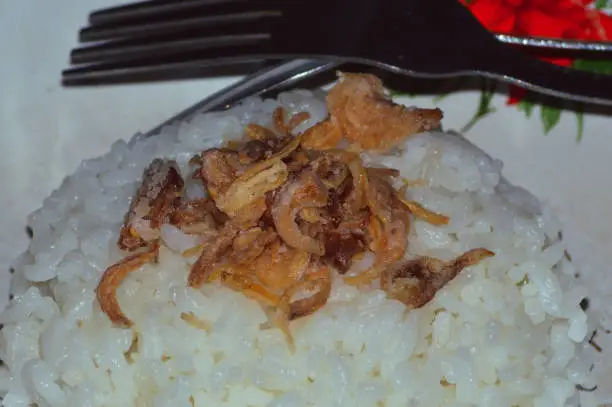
377,0,612,106
482,45,612,105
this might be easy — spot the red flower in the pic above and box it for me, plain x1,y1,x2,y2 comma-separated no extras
462,0,612,104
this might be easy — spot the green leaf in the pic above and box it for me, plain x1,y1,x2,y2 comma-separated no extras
540,105,562,134
461,81,497,133
573,59,612,75
576,109,584,143
518,99,534,118
516,275,529,287
595,0,609,9
390,89,417,98
433,93,450,103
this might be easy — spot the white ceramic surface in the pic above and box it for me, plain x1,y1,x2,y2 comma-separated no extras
1,0,611,318
0,0,239,304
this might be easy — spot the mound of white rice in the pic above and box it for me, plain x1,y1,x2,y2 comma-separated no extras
0,89,604,407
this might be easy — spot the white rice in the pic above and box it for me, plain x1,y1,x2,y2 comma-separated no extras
0,89,605,407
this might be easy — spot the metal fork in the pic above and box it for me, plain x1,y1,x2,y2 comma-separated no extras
136,58,338,139
64,0,612,106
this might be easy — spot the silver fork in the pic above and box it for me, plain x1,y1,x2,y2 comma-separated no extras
63,0,612,106
137,59,337,139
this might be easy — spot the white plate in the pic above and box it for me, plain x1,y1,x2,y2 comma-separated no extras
1,0,611,321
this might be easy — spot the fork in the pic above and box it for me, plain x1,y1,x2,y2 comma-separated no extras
63,0,612,106
136,58,339,139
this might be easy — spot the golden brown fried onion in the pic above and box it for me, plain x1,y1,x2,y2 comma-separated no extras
272,170,328,255
381,248,495,308
97,72,493,338
327,73,443,151
118,159,184,251
96,243,160,327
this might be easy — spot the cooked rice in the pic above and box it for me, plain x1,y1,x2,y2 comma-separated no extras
0,87,605,407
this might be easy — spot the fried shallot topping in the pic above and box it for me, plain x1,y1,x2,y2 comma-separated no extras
380,248,495,308
96,243,160,327
327,73,443,151
118,159,184,251
96,72,493,336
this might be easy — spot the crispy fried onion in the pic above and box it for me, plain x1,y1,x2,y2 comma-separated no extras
327,72,443,151
246,124,278,141
118,159,184,251
96,243,160,327
380,248,495,308
397,197,449,226
194,149,242,201
171,198,225,236
274,264,332,348
272,170,328,255
188,224,238,288
301,119,342,150
274,107,311,135
209,264,281,307
253,240,311,292
97,72,494,342
229,227,278,265
215,160,288,217
239,133,302,180
316,149,367,216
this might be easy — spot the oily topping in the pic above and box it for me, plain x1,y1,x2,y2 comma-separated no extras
327,73,443,151
380,248,495,308
118,159,184,251
96,73,492,339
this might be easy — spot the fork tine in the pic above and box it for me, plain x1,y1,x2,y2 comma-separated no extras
64,43,277,85
71,31,270,65
88,0,246,26
62,57,267,86
80,11,279,43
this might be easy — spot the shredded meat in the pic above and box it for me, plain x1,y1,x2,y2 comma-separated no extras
118,159,184,251
380,248,495,308
97,72,494,339
327,73,443,151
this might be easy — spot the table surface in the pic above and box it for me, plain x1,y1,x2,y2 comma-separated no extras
0,0,241,301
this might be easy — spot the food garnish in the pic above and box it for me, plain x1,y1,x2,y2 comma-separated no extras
96,73,492,332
